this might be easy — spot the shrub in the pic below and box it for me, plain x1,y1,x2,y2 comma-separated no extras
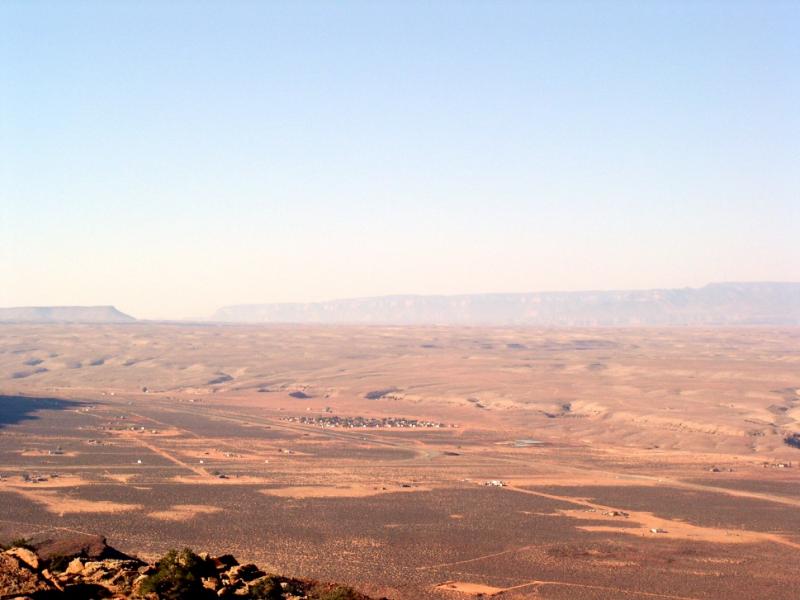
48,553,71,572
139,548,212,599
311,584,363,600
7,537,34,550
249,575,284,600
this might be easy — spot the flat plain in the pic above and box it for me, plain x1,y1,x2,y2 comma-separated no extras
1,324,799,599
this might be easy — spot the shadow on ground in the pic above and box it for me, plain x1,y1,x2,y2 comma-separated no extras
0,395,83,429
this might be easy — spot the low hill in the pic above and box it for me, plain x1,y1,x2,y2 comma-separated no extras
0,306,136,324
211,282,800,326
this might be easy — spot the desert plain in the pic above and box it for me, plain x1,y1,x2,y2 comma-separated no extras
1,323,799,598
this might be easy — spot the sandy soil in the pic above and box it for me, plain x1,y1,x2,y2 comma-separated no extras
6,487,141,515
148,504,222,521
434,581,505,596
1,324,799,599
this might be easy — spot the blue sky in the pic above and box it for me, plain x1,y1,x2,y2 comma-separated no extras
1,1,798,319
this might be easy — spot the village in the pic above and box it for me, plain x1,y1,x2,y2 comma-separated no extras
282,415,451,429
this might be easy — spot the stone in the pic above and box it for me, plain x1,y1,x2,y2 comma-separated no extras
111,568,139,587
0,553,52,596
214,553,239,570
132,573,149,596
30,533,127,562
249,575,284,598
81,560,108,579
203,576,221,591
229,563,265,582
65,557,85,574
7,546,40,570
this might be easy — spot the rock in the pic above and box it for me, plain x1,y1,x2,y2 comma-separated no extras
132,573,149,596
39,568,65,591
249,575,283,597
228,563,265,583
31,533,131,562
111,568,139,588
65,557,85,574
74,558,142,585
214,553,239,570
6,546,40,570
202,576,221,591
81,560,109,580
1,539,380,600
0,553,52,596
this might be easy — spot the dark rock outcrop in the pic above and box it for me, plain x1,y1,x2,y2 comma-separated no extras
0,552,51,597
0,538,379,600
30,533,133,562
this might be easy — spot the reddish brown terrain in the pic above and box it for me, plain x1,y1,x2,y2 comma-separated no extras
1,324,799,598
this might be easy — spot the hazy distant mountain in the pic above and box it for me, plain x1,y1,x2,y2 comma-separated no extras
211,283,800,326
0,306,136,324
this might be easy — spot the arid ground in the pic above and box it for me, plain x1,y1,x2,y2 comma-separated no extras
1,324,799,598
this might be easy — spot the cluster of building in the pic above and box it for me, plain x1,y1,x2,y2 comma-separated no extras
762,461,793,469
282,415,450,429
21,472,57,484
96,424,158,434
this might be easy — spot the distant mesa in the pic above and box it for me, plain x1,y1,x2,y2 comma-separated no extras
0,306,135,324
209,282,800,326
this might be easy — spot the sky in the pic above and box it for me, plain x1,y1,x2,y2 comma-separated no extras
1,1,798,320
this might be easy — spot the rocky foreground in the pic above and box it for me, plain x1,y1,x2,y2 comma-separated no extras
0,535,378,600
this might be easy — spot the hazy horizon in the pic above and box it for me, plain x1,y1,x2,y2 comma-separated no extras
2,1,798,320
1,281,799,327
